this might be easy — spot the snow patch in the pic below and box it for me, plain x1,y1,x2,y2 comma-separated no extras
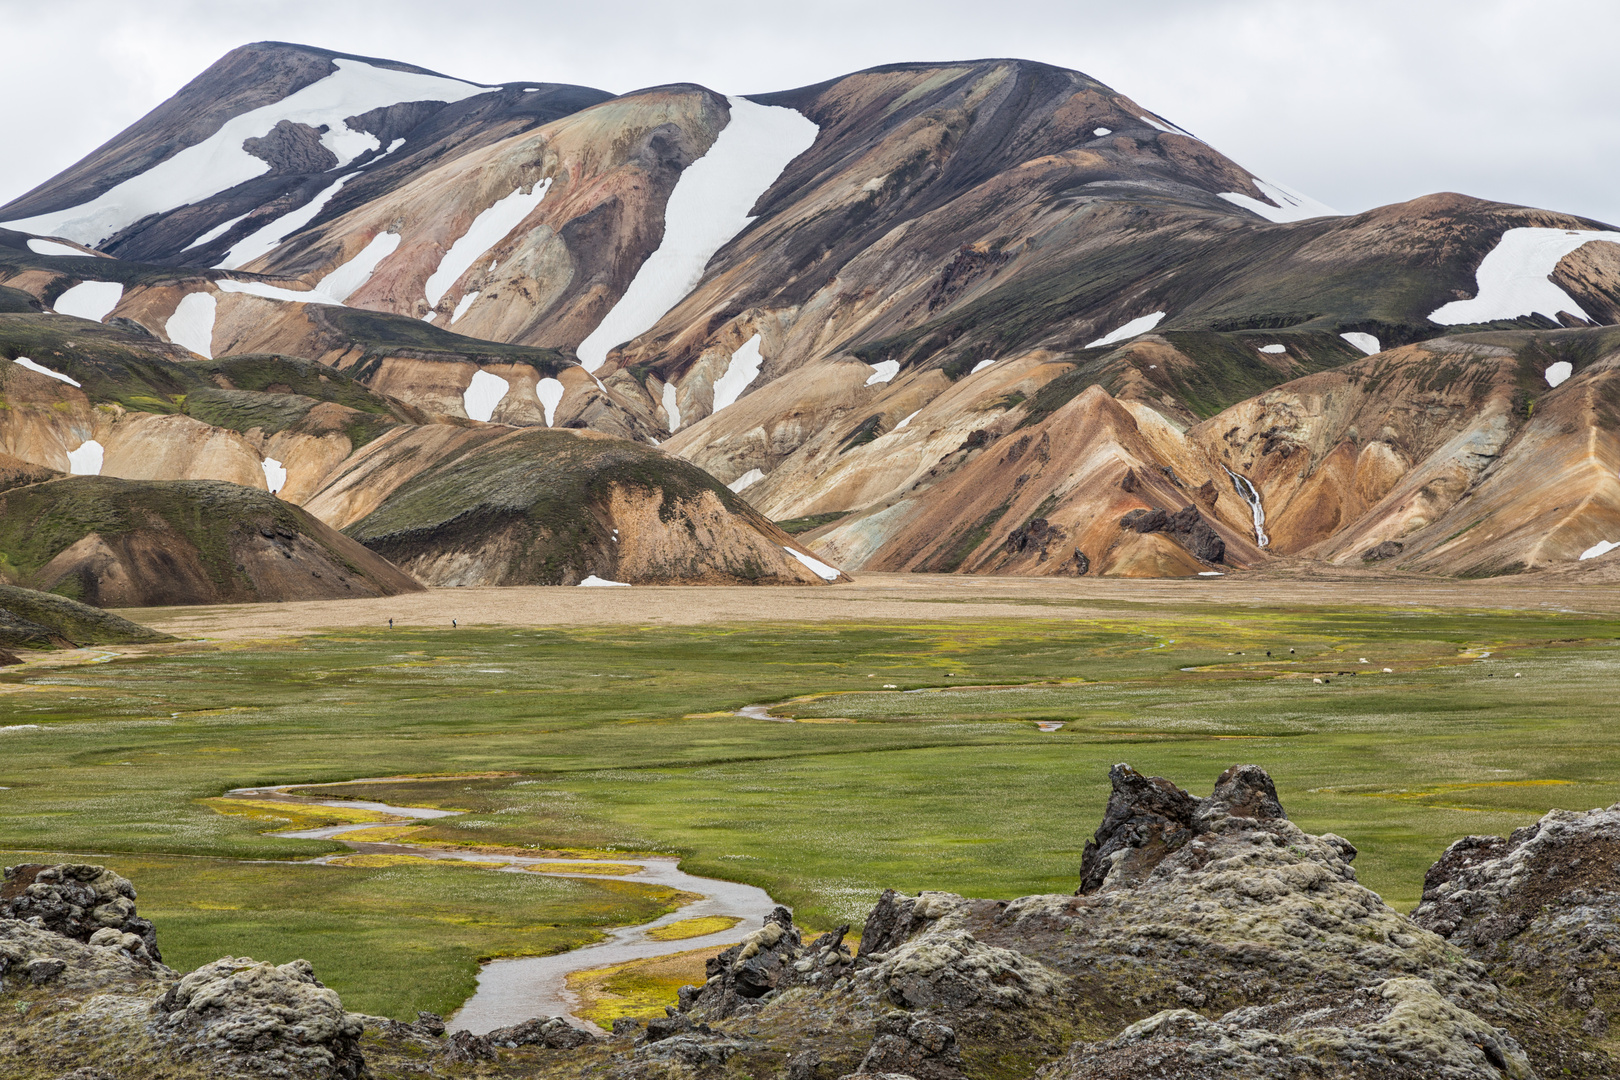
536,377,565,427
52,281,122,322
783,545,841,581
895,409,921,430
575,96,819,371
385,138,406,154
1258,343,1287,354
1545,361,1573,388
970,359,996,374
662,381,682,432
1341,332,1381,355
463,370,510,422
579,575,630,587
424,180,551,306
165,292,216,357
713,334,764,413
1429,227,1620,326
1139,114,1174,134
26,238,86,257
1581,539,1619,561
1198,571,1225,576
865,359,900,385
450,291,479,324
317,231,400,302
13,357,80,386
728,468,764,492
67,439,103,476
183,212,251,251
262,457,287,494
1086,311,1165,348
1092,127,1112,137
216,172,359,270
1224,467,1269,548
1219,178,1339,223
3,59,486,246
216,279,344,306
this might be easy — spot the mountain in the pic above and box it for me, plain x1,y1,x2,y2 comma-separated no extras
1,42,1617,585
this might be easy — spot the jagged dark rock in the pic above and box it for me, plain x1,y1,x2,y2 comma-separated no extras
1077,764,1205,894
1362,539,1406,561
855,1015,963,1079
1117,506,1225,563
1,864,160,961
1004,517,1055,557
485,1015,596,1048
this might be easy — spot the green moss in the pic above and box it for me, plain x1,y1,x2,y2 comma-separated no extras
0,582,168,647
837,414,885,453
920,499,1012,572
776,511,853,535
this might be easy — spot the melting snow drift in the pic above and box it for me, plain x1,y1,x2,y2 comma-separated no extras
1429,227,1620,325
727,468,764,492
1258,344,1287,354
53,281,123,322
1219,178,1338,223
1341,332,1381,355
784,546,841,581
216,279,344,306
1581,539,1619,561
463,370,510,422
67,439,104,476
318,231,401,302
165,292,217,358
536,378,565,427
424,180,551,307
1087,311,1165,349
451,291,480,324
262,458,287,494
13,357,80,387
1545,361,1573,388
575,97,819,371
661,382,682,432
712,334,764,413
3,59,486,246
26,238,87,257
865,359,900,385
217,172,359,270
579,575,630,587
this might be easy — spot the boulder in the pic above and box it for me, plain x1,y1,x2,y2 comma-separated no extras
854,1015,963,1079
485,1014,597,1049
684,905,804,1017
151,957,365,1080
2,863,160,961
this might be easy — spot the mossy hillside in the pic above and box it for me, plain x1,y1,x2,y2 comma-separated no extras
0,284,41,314
315,307,576,380
0,582,169,647
0,228,207,292
182,354,408,448
0,313,202,414
344,428,766,582
0,477,363,592
776,510,852,535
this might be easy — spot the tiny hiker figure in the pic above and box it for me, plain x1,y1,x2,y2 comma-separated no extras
389,618,393,629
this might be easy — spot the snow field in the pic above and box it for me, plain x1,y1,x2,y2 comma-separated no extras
783,546,841,581
216,279,345,306
865,359,900,385
463,370,510,422
970,359,996,375
575,96,819,371
2,59,486,246
1341,332,1381,355
712,334,764,413
1092,127,1112,137
13,357,80,387
1258,344,1287,354
26,239,86,257
424,179,552,307
216,172,359,270
895,409,921,430
451,291,480,324
662,382,682,432
318,231,401,302
165,292,217,358
1581,540,1619,561
262,458,287,494
1545,361,1573,388
537,378,565,427
67,439,104,476
1428,227,1620,326
728,468,764,492
183,212,252,251
52,281,123,322
579,575,630,587
1218,178,1338,223
1086,311,1165,348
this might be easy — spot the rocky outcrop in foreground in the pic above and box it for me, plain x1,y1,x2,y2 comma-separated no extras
8,771,1620,1079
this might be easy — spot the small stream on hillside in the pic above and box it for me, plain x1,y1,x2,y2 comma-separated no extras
1223,466,1270,548
227,783,777,1036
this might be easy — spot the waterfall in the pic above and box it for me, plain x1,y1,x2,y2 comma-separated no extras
1224,467,1269,548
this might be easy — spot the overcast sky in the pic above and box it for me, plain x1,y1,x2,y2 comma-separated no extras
3,0,1617,224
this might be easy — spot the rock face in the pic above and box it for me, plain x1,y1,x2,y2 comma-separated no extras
1,862,371,1080
1413,803,1620,1037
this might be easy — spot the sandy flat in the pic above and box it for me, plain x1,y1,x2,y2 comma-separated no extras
115,567,1620,642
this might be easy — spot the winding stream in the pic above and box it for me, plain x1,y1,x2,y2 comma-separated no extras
225,782,777,1035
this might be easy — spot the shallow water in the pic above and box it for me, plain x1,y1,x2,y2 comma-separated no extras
224,782,778,1034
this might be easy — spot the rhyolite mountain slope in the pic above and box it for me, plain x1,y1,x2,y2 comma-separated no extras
4,43,1620,580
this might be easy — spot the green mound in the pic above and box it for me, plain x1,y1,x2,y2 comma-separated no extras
0,582,170,648
0,476,420,606
314,306,576,379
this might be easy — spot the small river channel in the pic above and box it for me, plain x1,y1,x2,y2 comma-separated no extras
225,782,778,1035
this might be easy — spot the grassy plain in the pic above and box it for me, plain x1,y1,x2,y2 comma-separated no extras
2,594,1619,1018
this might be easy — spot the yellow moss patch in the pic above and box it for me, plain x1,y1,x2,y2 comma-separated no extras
566,946,728,1027
645,915,742,941
200,797,403,831
328,854,507,870
334,824,427,843
524,862,642,876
